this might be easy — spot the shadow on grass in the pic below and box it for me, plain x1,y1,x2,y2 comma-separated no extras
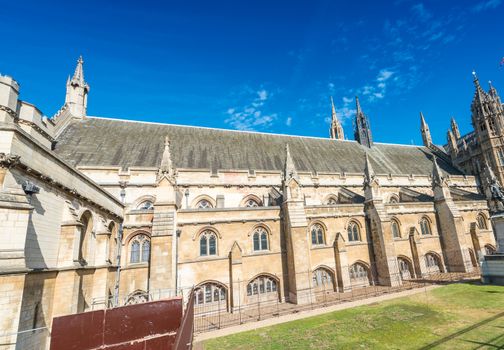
419,311,504,350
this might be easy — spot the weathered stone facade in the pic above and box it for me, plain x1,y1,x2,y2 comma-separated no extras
0,58,498,349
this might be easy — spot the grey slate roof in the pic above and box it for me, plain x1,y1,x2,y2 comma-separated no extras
54,117,463,176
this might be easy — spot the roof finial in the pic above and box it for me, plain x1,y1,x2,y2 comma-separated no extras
72,55,85,85
431,155,444,187
284,144,298,181
331,96,337,117
158,135,175,180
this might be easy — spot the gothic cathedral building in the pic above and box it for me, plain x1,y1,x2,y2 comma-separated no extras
0,58,498,349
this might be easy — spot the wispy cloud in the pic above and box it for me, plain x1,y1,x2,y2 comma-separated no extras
472,0,501,12
225,88,278,131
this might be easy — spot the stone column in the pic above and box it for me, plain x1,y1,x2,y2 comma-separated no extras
333,233,351,292
229,242,243,312
408,228,427,278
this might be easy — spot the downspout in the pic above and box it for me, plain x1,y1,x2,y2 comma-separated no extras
113,185,126,307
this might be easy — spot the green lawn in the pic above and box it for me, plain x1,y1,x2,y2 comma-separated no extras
202,283,504,350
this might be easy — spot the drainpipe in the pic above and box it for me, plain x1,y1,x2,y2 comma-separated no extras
113,184,126,307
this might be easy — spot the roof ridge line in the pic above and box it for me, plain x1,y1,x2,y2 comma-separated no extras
85,115,424,148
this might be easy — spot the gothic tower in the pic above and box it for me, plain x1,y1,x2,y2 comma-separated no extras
329,97,345,140
354,97,373,147
420,112,432,147
471,72,504,185
65,56,90,118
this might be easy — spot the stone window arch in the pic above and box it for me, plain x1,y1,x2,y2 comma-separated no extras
137,200,153,210
349,262,370,286
397,256,413,280
129,233,150,264
484,244,496,255
476,213,488,230
347,221,361,242
241,194,263,208
192,195,216,209
389,194,399,203
195,282,227,309
391,219,401,239
199,230,218,256
108,221,118,264
325,194,338,205
79,210,93,264
310,223,326,245
246,275,278,298
252,226,269,251
420,217,432,236
425,252,443,273
133,195,156,210
125,290,149,305
312,267,335,291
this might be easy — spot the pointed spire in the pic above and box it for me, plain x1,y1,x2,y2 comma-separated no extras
450,116,461,139
329,97,345,140
447,130,458,158
364,152,375,186
420,112,432,147
432,155,443,185
354,96,373,147
158,135,175,180
331,96,337,117
472,70,487,105
284,144,298,181
71,56,85,86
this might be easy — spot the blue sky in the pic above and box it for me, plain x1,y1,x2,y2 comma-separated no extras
1,0,504,145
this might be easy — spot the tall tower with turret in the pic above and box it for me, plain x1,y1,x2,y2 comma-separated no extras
65,56,89,118
471,72,504,185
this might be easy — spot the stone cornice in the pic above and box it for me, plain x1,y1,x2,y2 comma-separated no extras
0,123,124,217
17,119,56,142
12,158,123,220
0,105,17,119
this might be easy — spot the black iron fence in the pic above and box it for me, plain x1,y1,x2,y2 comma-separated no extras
190,263,481,333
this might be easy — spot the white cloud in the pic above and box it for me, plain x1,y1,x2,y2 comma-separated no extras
286,116,292,126
225,88,277,131
257,89,268,101
377,69,394,82
472,0,501,12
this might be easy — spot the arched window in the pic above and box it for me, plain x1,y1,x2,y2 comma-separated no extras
79,211,93,263
310,223,325,245
196,199,213,209
326,197,338,205
195,283,226,306
477,214,487,230
246,276,278,296
349,263,370,286
312,267,334,290
485,245,496,255
397,257,412,280
137,200,153,210
347,221,360,242
200,230,217,256
391,220,401,239
420,218,432,236
245,198,260,207
125,290,149,305
252,227,269,251
130,234,150,263
389,195,399,204
425,253,441,273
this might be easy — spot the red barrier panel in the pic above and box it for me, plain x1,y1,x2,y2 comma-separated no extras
50,298,183,350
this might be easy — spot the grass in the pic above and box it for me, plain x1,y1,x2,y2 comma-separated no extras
202,283,504,350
